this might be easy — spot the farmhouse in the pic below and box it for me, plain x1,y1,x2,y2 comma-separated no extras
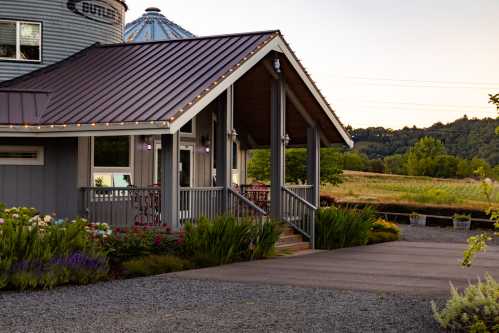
0,1,353,248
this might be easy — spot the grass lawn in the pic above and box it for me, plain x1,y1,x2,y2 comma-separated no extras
323,171,499,210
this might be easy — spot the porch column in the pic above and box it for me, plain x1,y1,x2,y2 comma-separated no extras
307,127,320,207
161,132,180,231
216,87,234,211
270,63,286,220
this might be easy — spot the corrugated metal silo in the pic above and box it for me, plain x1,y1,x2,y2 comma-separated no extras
0,0,127,82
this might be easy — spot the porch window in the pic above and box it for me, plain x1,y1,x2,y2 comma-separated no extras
92,136,133,187
0,146,44,165
180,119,195,136
0,20,41,62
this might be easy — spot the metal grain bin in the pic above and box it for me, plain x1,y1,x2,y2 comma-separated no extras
0,0,127,82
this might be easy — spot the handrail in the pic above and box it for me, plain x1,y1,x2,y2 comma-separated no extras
228,188,268,216
282,187,317,210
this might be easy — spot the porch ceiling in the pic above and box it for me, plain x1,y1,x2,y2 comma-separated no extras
234,54,346,148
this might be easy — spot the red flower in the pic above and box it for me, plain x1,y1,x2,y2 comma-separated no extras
154,234,163,247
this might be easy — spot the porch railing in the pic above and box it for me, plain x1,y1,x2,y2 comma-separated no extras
281,187,316,247
228,188,268,221
81,187,161,227
179,187,224,223
286,185,314,202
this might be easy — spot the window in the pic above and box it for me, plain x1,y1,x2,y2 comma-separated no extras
180,119,195,136
232,142,238,170
92,136,133,187
0,146,44,165
0,20,41,62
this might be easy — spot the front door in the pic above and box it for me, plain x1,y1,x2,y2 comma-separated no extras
155,142,194,220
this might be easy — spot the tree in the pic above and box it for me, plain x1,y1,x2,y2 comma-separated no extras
406,137,446,176
247,148,343,185
384,154,407,174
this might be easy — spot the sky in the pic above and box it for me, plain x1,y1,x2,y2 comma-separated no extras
124,0,499,129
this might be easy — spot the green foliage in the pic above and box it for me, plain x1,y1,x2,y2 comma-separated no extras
0,206,108,290
368,219,400,244
407,137,447,176
401,188,460,205
351,117,499,166
315,206,376,250
384,154,407,174
121,255,191,278
432,275,499,333
247,148,343,185
182,216,281,267
103,226,179,266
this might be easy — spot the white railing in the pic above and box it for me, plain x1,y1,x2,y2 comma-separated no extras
281,187,316,247
286,185,314,202
179,187,225,223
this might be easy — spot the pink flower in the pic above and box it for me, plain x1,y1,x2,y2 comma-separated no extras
0,218,4,225
154,235,162,246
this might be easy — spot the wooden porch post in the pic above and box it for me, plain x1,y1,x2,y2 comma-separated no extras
216,87,234,211
307,127,320,207
270,62,286,220
161,132,180,231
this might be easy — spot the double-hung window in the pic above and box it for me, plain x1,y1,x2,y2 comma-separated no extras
0,20,41,62
92,136,133,187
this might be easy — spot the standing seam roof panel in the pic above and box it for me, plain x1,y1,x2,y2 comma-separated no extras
1,31,279,125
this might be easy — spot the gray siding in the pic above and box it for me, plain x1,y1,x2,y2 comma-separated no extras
0,0,125,82
0,138,79,218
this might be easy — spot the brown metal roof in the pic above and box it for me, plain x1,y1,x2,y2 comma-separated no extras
0,90,51,125
1,31,278,125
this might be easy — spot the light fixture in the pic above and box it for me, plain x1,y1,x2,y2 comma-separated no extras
201,135,211,154
229,129,238,140
273,58,281,74
283,134,291,146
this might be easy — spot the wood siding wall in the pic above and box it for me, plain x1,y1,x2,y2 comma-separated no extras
0,138,79,217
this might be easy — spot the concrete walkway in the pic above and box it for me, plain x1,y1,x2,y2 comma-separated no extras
172,241,499,295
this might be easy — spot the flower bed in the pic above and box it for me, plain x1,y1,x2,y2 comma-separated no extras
368,219,401,244
0,204,281,291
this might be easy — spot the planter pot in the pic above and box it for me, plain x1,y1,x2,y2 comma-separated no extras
453,219,471,231
410,215,427,226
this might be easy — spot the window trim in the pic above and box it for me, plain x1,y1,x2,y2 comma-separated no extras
91,136,134,187
0,19,42,63
0,145,44,166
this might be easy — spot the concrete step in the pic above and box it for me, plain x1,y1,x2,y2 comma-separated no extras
277,234,304,245
275,242,311,255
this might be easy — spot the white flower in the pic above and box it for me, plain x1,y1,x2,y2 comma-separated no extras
43,215,53,223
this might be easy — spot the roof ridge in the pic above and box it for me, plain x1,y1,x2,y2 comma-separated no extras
0,43,100,88
102,30,280,48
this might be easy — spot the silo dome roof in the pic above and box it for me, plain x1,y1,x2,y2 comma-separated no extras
124,7,195,43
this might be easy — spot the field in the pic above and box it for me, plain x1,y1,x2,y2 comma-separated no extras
323,171,499,211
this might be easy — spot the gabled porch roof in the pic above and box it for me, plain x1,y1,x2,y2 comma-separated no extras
0,31,353,147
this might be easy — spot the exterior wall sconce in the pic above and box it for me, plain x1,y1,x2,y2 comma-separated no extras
229,129,238,140
201,135,211,154
141,135,153,151
273,58,281,74
283,134,291,146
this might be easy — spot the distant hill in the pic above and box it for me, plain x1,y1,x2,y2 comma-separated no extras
349,117,499,166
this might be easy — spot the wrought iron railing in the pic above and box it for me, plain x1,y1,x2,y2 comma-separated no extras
81,187,161,227
281,187,316,247
228,188,268,221
179,187,225,223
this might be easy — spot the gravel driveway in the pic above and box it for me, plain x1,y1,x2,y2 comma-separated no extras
0,276,442,333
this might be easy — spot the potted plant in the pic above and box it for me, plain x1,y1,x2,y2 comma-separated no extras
453,214,472,231
409,212,427,226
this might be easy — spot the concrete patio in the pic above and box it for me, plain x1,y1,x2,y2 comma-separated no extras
172,241,499,295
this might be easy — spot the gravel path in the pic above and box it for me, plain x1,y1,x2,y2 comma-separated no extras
0,276,442,333
400,224,499,245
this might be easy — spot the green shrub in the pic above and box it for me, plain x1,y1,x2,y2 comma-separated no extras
315,206,376,250
0,207,108,290
122,255,191,278
103,226,179,266
432,275,499,333
182,216,281,267
368,219,401,244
